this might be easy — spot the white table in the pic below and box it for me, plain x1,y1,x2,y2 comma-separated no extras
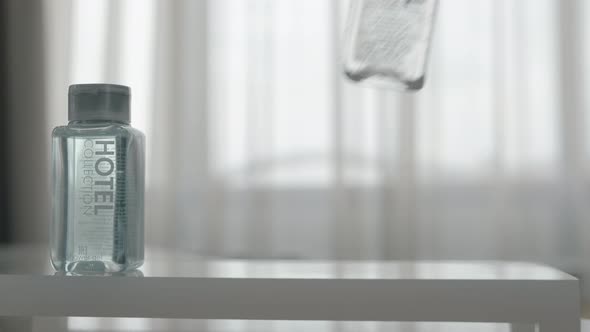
0,245,580,332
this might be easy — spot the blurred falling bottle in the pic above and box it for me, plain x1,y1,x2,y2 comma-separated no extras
343,0,438,91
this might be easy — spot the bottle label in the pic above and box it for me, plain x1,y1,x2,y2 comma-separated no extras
68,137,117,262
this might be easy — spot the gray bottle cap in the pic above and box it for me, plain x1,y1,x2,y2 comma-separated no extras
68,84,131,123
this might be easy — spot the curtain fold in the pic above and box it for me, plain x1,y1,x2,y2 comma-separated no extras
3,0,48,243
0,0,11,243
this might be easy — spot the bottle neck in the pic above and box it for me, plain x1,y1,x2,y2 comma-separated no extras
69,119,129,125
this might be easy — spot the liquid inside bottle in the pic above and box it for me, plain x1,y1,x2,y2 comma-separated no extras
51,84,145,273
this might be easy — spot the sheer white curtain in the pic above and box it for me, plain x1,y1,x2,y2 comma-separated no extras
43,0,590,298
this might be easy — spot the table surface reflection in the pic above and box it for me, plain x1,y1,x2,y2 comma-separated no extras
0,245,574,280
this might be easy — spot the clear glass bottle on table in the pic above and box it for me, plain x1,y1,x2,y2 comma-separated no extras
51,84,145,273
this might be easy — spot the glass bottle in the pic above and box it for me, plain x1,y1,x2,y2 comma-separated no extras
343,0,438,90
51,84,145,273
